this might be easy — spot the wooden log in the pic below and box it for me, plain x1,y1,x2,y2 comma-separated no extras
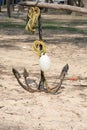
19,1,87,14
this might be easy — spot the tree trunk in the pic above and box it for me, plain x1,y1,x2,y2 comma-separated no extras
67,0,74,6
66,0,74,14
7,0,11,17
12,0,15,11
0,6,1,12
65,0,84,14
75,0,84,7
44,0,49,12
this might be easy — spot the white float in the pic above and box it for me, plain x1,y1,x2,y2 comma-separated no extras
39,54,51,71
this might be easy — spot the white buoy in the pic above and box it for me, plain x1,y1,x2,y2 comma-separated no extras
39,54,51,71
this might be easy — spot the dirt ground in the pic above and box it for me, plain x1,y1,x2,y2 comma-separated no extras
0,9,87,130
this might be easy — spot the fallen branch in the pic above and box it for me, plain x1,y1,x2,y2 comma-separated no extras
19,1,87,14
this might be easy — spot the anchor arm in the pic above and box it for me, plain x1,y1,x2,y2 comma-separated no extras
45,64,69,94
23,68,41,93
12,68,29,91
12,68,40,93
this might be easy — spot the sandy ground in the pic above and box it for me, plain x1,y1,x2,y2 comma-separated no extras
0,10,87,130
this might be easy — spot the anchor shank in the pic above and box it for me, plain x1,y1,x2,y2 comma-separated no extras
38,11,43,40
38,70,46,90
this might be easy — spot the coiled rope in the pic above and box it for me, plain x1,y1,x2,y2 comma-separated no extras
32,40,47,57
25,7,40,33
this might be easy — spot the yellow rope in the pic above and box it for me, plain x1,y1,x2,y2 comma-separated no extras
32,40,47,57
25,7,40,33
